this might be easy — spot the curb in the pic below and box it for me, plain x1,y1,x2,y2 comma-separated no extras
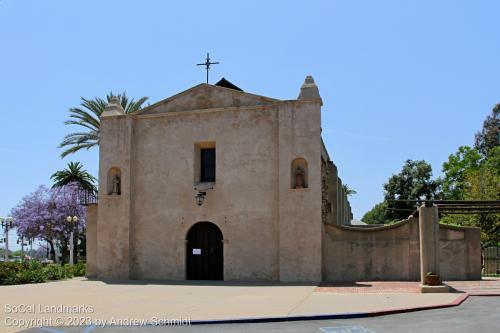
189,293,470,325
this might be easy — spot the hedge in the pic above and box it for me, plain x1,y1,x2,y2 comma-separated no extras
0,261,86,285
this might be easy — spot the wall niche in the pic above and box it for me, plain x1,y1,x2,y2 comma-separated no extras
291,158,308,189
107,167,122,195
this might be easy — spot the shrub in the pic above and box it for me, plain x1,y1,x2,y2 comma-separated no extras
15,269,47,284
0,260,86,285
0,262,23,285
70,262,86,277
0,261,47,285
44,264,67,280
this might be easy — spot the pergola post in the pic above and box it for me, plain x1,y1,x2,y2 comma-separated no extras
419,203,449,292
419,203,440,281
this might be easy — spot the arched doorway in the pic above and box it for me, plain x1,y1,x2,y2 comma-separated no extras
186,222,223,280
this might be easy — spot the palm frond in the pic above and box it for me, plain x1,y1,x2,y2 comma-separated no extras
66,107,100,128
60,91,148,158
63,120,99,132
59,132,99,147
51,161,97,192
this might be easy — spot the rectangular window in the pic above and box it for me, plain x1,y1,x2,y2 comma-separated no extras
200,148,216,182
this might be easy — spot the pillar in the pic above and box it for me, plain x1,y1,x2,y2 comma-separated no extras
277,75,323,282
85,204,98,278
419,204,440,283
97,97,132,279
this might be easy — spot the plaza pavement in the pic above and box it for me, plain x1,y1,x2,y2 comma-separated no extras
1,278,498,333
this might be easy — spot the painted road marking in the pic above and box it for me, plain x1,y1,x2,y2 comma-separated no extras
320,326,377,333
39,325,96,333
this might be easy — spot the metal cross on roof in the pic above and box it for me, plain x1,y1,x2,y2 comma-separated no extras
197,53,219,84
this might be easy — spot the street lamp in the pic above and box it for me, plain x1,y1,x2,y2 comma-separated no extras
0,217,13,262
66,215,78,266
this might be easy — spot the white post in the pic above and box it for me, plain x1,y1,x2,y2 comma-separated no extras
69,230,74,266
67,215,77,266
4,224,8,262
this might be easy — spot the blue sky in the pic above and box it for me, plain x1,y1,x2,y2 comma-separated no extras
0,1,499,247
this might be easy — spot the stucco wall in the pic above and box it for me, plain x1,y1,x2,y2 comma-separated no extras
320,142,351,227
94,81,330,282
96,115,133,279
323,218,481,281
130,106,280,280
142,84,278,114
278,102,322,282
439,224,482,280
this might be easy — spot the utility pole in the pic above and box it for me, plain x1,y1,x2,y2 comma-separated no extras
20,236,24,261
3,225,7,262
1,217,13,261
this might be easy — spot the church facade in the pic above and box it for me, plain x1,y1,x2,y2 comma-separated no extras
86,76,354,282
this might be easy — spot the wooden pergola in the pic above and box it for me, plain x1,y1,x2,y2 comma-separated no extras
387,200,500,216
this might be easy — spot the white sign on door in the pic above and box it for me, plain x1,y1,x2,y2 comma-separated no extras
192,248,201,255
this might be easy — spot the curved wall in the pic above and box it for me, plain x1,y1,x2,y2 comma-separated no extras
322,218,481,281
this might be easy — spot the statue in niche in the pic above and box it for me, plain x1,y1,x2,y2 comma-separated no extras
294,167,306,189
111,175,121,195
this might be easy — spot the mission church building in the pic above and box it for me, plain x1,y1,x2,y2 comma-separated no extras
85,75,355,282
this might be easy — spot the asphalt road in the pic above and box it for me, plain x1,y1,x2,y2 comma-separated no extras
23,296,500,333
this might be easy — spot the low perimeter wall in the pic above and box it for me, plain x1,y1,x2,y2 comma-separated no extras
322,217,481,281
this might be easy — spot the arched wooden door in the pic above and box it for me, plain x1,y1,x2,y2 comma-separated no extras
186,222,223,280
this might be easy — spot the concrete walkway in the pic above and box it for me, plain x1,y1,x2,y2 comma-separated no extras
316,278,500,295
446,278,500,295
0,278,471,333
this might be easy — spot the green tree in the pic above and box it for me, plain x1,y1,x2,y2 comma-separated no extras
464,147,500,244
384,159,441,220
466,147,500,200
441,146,482,199
59,92,149,158
50,162,97,193
474,103,499,156
362,202,392,224
440,147,500,243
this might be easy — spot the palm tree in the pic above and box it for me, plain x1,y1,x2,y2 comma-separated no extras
51,161,97,193
59,92,148,158
343,184,357,196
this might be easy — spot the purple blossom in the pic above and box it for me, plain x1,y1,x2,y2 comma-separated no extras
10,184,86,243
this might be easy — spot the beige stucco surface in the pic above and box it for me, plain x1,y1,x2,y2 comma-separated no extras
87,77,481,283
0,278,462,333
131,105,281,280
322,217,481,281
92,78,335,282
85,204,97,277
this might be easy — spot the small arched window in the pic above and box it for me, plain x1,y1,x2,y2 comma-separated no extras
291,158,308,189
107,167,122,195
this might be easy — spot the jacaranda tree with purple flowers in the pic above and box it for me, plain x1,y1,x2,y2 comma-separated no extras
11,184,85,263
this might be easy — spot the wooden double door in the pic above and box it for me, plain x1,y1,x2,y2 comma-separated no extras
186,222,223,280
